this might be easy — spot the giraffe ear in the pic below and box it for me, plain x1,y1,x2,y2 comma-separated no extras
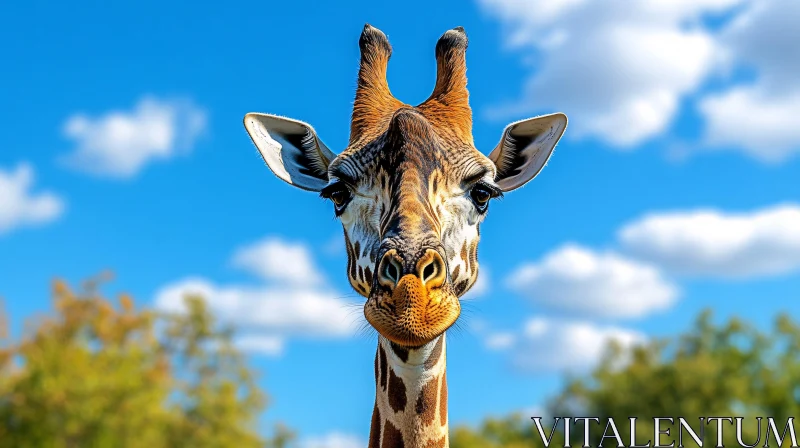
488,113,567,192
243,113,336,192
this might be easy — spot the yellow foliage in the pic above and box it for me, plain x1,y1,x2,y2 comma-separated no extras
0,278,289,448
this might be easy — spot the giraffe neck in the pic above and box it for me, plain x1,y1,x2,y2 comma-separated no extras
369,334,449,448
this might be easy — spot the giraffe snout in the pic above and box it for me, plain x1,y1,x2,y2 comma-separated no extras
377,248,446,290
366,247,459,347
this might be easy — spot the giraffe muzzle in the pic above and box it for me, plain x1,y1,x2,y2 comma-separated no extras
377,248,446,290
365,248,461,347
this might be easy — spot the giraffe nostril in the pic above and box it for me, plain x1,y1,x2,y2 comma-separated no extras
385,262,399,283
418,249,446,289
423,263,435,281
377,249,403,288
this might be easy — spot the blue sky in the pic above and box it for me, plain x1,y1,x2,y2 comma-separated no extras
2,0,800,446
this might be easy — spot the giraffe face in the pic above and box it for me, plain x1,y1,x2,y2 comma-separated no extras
323,109,499,346
243,25,567,348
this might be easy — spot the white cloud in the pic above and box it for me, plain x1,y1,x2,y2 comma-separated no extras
154,237,360,357
700,89,800,163
234,335,285,356
480,0,800,161
479,0,741,147
0,163,65,235
699,0,800,162
513,317,645,372
232,237,323,285
62,96,206,178
485,331,516,350
507,244,679,319
300,433,364,448
154,278,358,339
619,204,800,278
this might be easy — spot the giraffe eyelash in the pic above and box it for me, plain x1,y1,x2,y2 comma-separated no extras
472,181,503,199
320,182,353,215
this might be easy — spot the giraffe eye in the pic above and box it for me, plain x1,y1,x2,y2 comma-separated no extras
321,182,353,214
470,184,492,211
330,189,352,208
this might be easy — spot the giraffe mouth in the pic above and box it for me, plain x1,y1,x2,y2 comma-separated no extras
364,273,461,347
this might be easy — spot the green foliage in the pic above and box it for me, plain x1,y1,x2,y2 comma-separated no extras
0,276,293,448
452,413,564,448
452,310,800,448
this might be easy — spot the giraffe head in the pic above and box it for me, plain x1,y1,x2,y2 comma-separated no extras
244,25,566,348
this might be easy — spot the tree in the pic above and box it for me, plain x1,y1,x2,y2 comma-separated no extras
0,275,292,448
451,413,554,448
452,310,800,448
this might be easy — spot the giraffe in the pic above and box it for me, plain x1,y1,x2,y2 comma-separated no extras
243,24,567,448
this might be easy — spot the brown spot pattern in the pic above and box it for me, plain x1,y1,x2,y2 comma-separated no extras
368,403,381,448
374,347,379,382
382,420,405,448
425,436,446,448
469,239,478,274
424,337,443,369
388,369,407,412
390,342,409,362
344,233,358,286
415,375,439,426
379,344,388,391
455,279,469,295
365,266,373,285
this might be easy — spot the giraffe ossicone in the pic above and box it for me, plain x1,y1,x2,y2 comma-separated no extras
244,23,567,448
